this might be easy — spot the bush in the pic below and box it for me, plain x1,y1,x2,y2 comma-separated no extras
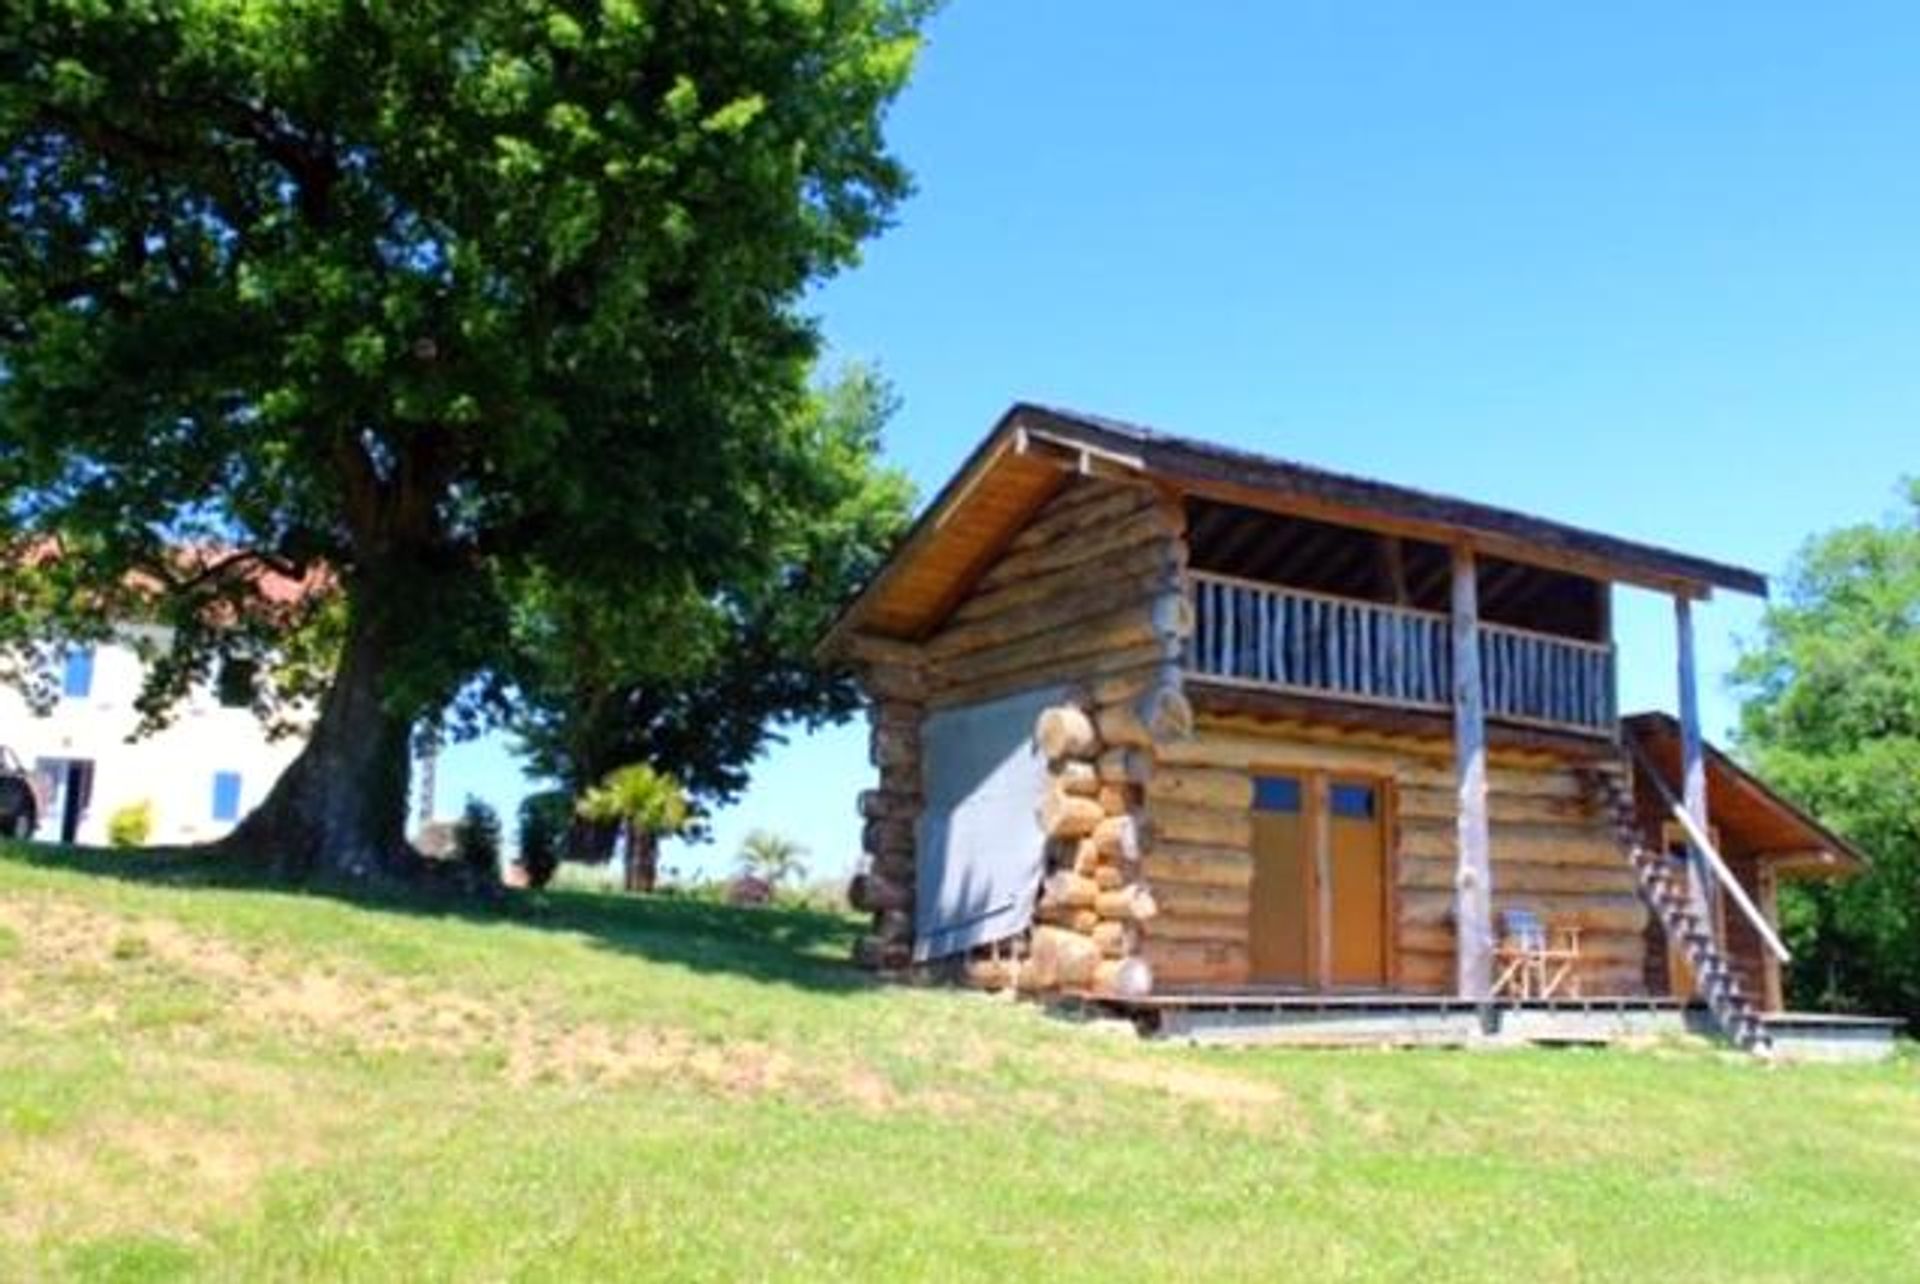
516,790,571,890
452,797,502,886
107,800,154,849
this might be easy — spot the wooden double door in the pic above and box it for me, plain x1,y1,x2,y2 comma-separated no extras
1248,772,1390,989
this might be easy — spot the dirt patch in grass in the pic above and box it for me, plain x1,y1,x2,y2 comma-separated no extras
0,1049,334,1252
0,897,842,1109
1075,1051,1303,1131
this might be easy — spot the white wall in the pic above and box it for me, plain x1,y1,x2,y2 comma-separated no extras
0,629,305,846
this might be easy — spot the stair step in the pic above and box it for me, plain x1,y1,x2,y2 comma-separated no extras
1585,768,1777,1063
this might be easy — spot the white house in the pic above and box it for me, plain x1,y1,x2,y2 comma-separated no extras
0,628,305,846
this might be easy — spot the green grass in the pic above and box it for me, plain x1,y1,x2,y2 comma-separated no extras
1,841,1915,1282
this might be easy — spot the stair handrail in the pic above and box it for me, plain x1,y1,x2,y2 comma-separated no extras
1619,741,1792,965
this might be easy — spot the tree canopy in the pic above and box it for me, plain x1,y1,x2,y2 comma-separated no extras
0,1,930,882
1732,481,1920,1023
506,365,912,823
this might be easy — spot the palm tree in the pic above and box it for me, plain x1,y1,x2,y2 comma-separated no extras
575,764,690,893
738,829,809,889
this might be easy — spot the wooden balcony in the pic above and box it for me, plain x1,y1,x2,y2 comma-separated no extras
1187,571,1617,737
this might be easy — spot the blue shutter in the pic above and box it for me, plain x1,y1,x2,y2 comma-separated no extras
62,648,94,699
212,771,243,822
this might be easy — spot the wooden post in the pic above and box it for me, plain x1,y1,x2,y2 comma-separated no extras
1674,596,1718,950
1378,535,1409,605
1757,864,1783,1013
1451,545,1493,1000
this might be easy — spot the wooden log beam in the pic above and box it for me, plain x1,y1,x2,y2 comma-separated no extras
1093,814,1145,866
1034,704,1099,762
1149,881,1251,922
1041,870,1099,908
1142,842,1255,889
1034,904,1101,933
1675,595,1718,951
1091,920,1140,958
1401,888,1648,933
950,539,1181,629
1399,819,1622,866
1150,800,1252,849
977,507,1177,591
852,935,911,971
1093,957,1155,998
1039,790,1105,840
1029,925,1101,989
1396,854,1636,896
929,568,1181,660
1396,786,1592,825
1452,543,1494,1001
1140,939,1247,987
1094,666,1194,749
857,789,919,820
928,638,1177,711
1145,765,1252,811
1144,916,1249,946
1095,884,1159,922
1054,760,1101,797
1004,482,1155,553
935,599,1185,688
1096,748,1153,785
847,873,912,913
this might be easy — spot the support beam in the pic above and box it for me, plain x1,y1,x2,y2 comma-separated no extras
1378,534,1409,605
1674,596,1718,953
1451,545,1493,1000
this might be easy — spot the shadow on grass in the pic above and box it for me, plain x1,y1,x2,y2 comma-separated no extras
0,840,876,996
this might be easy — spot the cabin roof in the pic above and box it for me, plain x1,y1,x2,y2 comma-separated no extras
822,403,1769,649
1623,712,1867,878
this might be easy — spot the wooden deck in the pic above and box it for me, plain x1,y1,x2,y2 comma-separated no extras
1059,991,1904,1058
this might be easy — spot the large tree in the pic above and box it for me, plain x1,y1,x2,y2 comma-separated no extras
1732,481,1920,1023
0,1,929,882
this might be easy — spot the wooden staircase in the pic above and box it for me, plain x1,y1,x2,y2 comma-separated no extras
1583,768,1774,1059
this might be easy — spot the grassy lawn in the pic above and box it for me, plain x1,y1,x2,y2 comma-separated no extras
0,842,1915,1282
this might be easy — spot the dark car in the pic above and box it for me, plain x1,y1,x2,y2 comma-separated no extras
0,745,41,838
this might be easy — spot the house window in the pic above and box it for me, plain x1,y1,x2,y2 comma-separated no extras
211,771,243,823
216,658,257,709
1330,783,1377,820
1253,775,1302,813
62,647,95,699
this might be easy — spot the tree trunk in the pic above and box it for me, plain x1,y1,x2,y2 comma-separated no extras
624,825,659,893
217,601,418,884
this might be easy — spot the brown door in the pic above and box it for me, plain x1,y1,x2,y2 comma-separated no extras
1249,774,1311,985
1327,780,1387,987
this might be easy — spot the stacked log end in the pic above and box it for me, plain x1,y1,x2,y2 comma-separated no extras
848,657,924,972
1024,700,1158,998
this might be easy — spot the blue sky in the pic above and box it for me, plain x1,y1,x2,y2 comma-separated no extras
443,1,1920,881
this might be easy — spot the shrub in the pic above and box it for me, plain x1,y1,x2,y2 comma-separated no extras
516,790,571,890
107,800,154,849
452,797,502,886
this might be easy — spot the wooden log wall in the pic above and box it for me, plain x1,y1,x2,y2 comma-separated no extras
844,474,1649,999
846,657,925,971
845,476,1191,981
1148,714,1650,995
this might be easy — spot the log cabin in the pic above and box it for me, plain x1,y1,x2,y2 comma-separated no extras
821,405,1875,1056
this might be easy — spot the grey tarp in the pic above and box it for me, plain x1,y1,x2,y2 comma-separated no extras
912,684,1065,961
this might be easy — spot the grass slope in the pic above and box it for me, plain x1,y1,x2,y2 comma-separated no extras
1,842,1915,1283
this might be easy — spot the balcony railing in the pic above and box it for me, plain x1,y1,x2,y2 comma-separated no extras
1188,571,1616,736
